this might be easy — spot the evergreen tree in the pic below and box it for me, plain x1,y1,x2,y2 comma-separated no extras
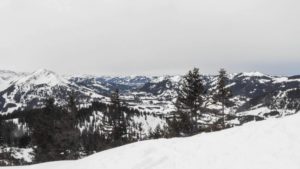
0,120,4,146
68,91,78,114
214,68,231,127
110,89,121,125
31,97,80,163
61,93,81,160
171,68,204,135
110,89,127,143
111,89,120,105
31,98,58,162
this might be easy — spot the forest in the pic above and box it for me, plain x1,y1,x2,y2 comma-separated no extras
0,68,250,165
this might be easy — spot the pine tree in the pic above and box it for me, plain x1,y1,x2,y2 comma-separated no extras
68,91,78,114
31,97,80,162
172,68,204,135
0,120,4,146
31,98,58,162
62,93,81,160
110,89,127,143
111,89,120,105
214,68,231,128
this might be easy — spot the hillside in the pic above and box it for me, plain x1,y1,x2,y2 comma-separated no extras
7,112,300,169
1,69,299,116
0,69,299,142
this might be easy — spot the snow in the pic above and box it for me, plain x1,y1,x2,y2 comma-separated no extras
225,82,236,88
239,72,267,77
273,77,300,83
150,75,181,84
12,148,34,163
8,112,300,169
151,76,166,83
16,69,69,86
259,79,271,83
237,107,271,116
169,75,181,83
132,115,166,135
0,79,12,91
0,147,34,163
0,70,27,90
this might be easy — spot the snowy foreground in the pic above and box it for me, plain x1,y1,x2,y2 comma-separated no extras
8,114,300,169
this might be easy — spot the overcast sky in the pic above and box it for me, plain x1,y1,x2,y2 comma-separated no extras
0,0,299,76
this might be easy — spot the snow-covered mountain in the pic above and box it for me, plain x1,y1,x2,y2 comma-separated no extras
0,69,299,118
7,109,300,169
0,70,27,91
0,69,107,114
1,69,300,166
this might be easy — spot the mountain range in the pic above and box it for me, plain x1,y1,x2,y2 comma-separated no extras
0,69,299,117
1,68,300,165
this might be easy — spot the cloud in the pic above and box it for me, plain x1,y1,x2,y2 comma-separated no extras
0,0,299,75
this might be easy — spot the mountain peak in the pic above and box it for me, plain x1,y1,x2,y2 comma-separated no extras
0,70,18,79
33,68,54,74
238,72,268,77
16,69,68,86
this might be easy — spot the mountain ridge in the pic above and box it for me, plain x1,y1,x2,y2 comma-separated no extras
0,69,299,117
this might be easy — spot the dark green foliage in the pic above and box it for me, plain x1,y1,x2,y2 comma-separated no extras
80,129,110,155
76,97,145,155
169,68,205,135
176,68,204,113
149,125,167,139
0,97,148,164
238,115,264,124
287,88,300,99
30,98,80,163
213,68,232,127
166,112,193,137
263,111,280,118
0,121,29,148
214,69,231,104
110,89,127,143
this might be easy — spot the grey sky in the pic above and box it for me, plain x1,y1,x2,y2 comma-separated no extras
0,0,299,76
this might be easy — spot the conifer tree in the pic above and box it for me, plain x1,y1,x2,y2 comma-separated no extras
63,93,81,159
110,89,121,126
0,120,4,146
68,91,78,114
110,89,127,143
31,97,80,162
31,98,57,162
172,68,204,135
214,68,231,127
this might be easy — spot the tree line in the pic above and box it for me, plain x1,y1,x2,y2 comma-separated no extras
167,68,232,137
0,68,232,165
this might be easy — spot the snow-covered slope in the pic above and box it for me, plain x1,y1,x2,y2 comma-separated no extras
9,112,300,169
0,69,107,114
0,69,299,130
0,70,27,91
16,69,69,87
